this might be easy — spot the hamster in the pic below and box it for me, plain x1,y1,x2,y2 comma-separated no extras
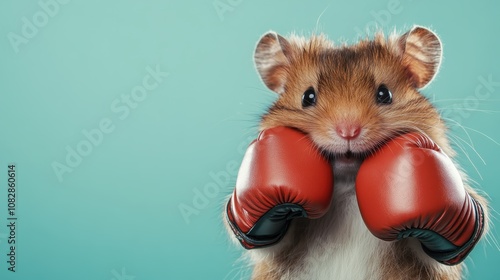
226,26,489,280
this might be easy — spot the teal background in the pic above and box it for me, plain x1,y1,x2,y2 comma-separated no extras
0,0,499,279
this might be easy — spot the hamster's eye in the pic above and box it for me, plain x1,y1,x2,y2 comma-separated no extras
376,85,392,105
302,87,317,108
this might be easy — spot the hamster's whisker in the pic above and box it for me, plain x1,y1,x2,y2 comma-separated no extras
442,117,476,147
448,134,486,165
448,135,483,179
483,208,500,251
450,121,500,147
438,108,500,114
432,98,500,103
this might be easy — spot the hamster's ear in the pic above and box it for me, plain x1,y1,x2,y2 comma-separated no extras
254,32,293,94
398,26,442,89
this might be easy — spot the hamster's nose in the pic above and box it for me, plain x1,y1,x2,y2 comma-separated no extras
336,124,361,140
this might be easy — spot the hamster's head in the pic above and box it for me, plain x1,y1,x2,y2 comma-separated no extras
254,26,452,171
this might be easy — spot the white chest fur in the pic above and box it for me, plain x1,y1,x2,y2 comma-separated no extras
287,176,389,280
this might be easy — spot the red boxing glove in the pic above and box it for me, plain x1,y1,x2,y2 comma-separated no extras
356,133,484,265
226,127,333,249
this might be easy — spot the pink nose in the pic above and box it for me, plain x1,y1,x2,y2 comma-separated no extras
336,124,361,140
